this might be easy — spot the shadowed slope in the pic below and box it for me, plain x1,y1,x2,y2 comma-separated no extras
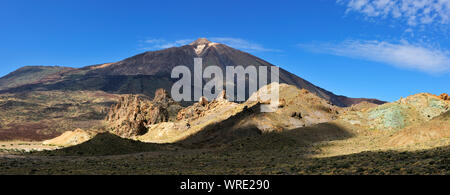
38,132,171,156
180,119,354,150
16,132,449,175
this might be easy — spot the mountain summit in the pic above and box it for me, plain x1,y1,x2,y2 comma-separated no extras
189,38,217,55
0,38,384,107
189,38,214,46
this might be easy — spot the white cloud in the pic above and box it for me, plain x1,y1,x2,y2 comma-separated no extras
209,37,282,52
144,39,165,44
300,40,450,73
338,0,450,26
141,39,194,50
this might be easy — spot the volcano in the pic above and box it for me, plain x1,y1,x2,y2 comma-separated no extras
0,38,384,107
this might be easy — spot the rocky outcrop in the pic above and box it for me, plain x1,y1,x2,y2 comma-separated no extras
144,84,345,144
439,93,449,101
241,83,341,131
106,89,182,138
176,99,206,121
177,91,234,121
341,93,450,130
387,110,450,147
138,90,241,143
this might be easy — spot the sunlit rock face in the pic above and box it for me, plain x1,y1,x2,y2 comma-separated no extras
106,89,182,138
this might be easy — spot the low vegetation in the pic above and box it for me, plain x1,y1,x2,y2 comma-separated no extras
0,86,448,175
0,133,448,175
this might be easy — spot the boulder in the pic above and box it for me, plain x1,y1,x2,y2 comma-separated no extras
199,96,209,106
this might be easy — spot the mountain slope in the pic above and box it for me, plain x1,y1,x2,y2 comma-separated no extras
0,38,384,107
0,66,73,91
387,110,450,147
340,93,450,131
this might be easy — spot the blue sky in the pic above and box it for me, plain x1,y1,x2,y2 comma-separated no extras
0,0,449,101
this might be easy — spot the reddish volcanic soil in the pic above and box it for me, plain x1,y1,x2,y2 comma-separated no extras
0,123,60,141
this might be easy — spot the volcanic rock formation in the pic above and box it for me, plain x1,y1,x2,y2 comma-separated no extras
106,89,182,138
341,93,450,130
135,83,343,144
177,90,231,121
387,110,450,147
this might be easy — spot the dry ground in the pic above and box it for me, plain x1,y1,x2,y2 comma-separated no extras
0,118,448,175
0,141,59,154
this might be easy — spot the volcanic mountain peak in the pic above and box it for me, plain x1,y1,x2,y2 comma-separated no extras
189,38,214,46
189,38,217,55
0,36,385,108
